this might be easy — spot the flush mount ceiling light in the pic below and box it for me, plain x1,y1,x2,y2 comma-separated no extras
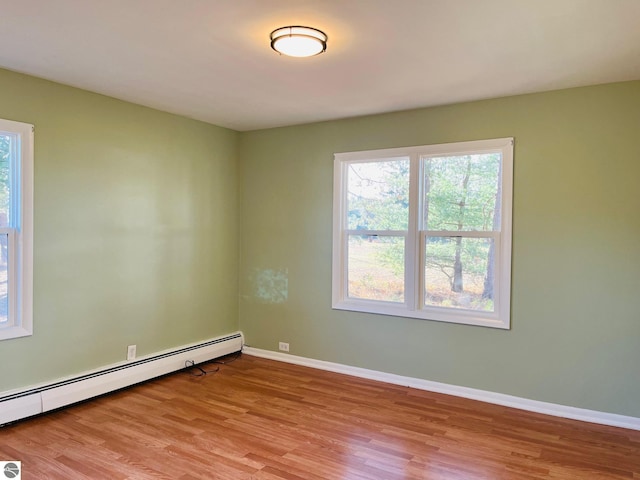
270,26,327,57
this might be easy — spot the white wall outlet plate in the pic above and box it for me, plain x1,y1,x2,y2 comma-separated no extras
278,342,289,352
127,345,136,361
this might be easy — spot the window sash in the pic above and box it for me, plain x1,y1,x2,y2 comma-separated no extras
421,232,501,314
345,232,407,304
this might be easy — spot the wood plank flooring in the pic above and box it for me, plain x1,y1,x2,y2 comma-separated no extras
1,354,639,479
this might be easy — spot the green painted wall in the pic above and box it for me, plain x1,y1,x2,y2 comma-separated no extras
238,81,640,417
0,68,239,391
2,65,638,419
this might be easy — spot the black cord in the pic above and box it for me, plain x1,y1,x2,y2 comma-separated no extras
184,350,242,376
184,360,220,376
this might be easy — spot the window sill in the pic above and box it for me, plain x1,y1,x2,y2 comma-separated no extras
332,300,510,329
0,325,33,341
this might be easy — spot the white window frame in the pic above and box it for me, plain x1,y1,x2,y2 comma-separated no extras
0,118,34,341
332,138,513,329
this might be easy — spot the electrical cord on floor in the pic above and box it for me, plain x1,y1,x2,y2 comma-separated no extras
184,359,220,377
184,350,242,376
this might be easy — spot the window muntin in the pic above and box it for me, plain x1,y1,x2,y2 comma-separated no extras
0,119,34,340
333,138,513,329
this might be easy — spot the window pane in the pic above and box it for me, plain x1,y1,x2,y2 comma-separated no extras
0,233,7,325
424,236,495,311
0,134,11,228
348,235,404,303
422,154,501,231
347,158,410,230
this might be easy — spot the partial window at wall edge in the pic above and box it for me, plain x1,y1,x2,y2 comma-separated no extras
0,118,34,341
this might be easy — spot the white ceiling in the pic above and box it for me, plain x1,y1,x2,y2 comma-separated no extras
1,0,639,131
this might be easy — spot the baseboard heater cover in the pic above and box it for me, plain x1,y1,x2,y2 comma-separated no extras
0,332,243,425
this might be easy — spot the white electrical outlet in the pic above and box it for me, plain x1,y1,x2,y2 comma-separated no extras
278,342,289,352
127,345,137,361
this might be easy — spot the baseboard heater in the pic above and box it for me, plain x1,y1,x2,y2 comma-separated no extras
0,332,243,426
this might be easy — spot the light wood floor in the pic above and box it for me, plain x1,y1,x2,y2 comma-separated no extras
1,354,639,479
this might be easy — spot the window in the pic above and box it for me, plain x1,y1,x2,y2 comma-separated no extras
0,118,33,340
332,138,513,329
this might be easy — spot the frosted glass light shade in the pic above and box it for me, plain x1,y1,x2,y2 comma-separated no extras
270,26,327,57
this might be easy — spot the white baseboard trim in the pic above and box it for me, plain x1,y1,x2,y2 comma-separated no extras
242,346,640,432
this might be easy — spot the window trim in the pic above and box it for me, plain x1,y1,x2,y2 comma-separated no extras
0,118,34,341
332,138,513,329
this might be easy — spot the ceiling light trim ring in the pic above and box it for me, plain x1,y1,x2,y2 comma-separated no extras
270,25,328,57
